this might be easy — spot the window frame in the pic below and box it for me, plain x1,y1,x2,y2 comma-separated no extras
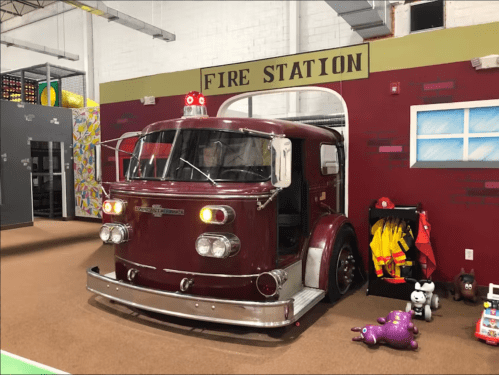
320,143,339,175
410,99,499,168
409,0,445,34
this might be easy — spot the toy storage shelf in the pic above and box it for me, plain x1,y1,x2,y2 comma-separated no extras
366,202,422,301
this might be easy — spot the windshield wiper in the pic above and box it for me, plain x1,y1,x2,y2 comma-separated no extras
179,158,218,186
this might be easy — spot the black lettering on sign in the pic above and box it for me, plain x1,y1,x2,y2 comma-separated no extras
319,58,328,76
239,69,250,86
218,72,225,88
289,61,303,80
332,56,345,74
228,71,238,87
204,73,215,90
303,60,315,78
276,63,288,81
348,53,362,72
263,65,274,83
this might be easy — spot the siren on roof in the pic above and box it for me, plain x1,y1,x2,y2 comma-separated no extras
183,91,208,118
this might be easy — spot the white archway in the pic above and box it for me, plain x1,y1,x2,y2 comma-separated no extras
217,86,350,216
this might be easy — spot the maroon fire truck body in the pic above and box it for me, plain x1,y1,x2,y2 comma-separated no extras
87,90,365,327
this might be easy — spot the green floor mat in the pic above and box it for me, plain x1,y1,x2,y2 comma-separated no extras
1,351,68,374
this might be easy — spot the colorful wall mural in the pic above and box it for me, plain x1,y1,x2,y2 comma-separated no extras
72,107,102,219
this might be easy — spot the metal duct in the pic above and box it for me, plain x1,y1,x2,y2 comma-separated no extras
325,0,392,39
0,35,79,61
64,0,175,42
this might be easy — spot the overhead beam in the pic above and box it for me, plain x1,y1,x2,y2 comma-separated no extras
0,35,79,61
1,2,76,34
64,0,175,42
15,0,43,9
0,8,21,17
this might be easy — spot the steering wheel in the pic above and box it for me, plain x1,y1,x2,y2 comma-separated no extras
220,168,266,179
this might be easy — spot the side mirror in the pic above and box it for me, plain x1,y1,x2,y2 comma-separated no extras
94,144,102,183
271,137,292,188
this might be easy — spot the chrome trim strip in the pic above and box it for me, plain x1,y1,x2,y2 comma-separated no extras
111,189,272,199
163,268,260,278
115,255,157,270
87,266,295,328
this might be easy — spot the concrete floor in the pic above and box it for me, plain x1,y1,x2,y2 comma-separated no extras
1,219,497,374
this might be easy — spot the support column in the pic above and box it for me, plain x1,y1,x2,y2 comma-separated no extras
20,70,26,102
48,141,54,218
288,1,300,116
46,63,51,107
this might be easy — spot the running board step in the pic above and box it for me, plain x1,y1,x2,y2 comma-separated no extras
292,287,326,321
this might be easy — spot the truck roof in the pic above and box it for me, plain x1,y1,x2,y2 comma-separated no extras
141,117,343,143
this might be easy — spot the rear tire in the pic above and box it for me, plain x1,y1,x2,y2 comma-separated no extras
424,305,432,322
327,226,358,302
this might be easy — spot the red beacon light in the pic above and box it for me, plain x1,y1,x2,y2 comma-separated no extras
183,91,208,118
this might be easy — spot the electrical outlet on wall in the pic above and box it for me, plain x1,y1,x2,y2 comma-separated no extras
465,249,474,261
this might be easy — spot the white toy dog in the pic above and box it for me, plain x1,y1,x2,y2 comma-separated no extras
406,281,439,322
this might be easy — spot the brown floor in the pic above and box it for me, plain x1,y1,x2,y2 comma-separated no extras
1,219,496,374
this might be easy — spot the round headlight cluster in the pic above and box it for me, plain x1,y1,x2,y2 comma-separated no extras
196,237,211,256
99,225,111,242
99,223,130,244
195,233,240,258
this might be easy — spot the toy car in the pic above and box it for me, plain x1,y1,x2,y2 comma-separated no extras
475,283,499,346
405,280,439,322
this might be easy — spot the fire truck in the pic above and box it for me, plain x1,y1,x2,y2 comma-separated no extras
88,87,365,328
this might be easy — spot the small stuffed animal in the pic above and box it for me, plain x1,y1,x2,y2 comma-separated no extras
351,310,419,350
454,268,478,302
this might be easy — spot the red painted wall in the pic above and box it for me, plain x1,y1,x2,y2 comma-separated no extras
334,61,499,286
100,60,499,285
100,94,186,183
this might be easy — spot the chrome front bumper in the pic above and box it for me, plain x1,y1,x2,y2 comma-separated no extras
87,266,325,328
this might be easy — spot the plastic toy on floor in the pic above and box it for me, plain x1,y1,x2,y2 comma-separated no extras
351,310,419,350
475,283,499,346
454,268,478,302
406,280,439,321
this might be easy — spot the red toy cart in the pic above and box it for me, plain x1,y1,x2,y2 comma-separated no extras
475,283,499,346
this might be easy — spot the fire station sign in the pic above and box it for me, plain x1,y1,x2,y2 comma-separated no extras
201,43,369,96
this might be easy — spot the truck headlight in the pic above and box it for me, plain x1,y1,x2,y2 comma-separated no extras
99,223,130,244
196,237,211,256
195,233,240,258
99,224,112,242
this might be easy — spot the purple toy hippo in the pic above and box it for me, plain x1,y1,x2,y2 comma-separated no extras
351,310,419,350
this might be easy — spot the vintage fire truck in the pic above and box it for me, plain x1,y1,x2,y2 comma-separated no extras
88,87,365,328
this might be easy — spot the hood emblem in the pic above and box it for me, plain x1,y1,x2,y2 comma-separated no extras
135,204,184,217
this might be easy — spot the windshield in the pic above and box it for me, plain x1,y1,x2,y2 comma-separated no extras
128,129,271,182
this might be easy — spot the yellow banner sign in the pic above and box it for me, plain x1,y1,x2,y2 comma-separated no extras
201,43,369,96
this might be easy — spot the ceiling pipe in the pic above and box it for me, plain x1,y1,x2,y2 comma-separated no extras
0,35,79,61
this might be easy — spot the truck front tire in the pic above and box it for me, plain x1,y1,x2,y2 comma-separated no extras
327,226,357,302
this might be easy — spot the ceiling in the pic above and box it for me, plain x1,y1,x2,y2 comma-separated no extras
0,0,56,22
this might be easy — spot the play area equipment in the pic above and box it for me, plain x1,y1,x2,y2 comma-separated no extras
351,310,419,350
41,86,98,108
475,283,499,346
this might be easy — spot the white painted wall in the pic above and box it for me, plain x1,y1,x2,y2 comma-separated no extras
0,5,86,73
1,1,499,103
